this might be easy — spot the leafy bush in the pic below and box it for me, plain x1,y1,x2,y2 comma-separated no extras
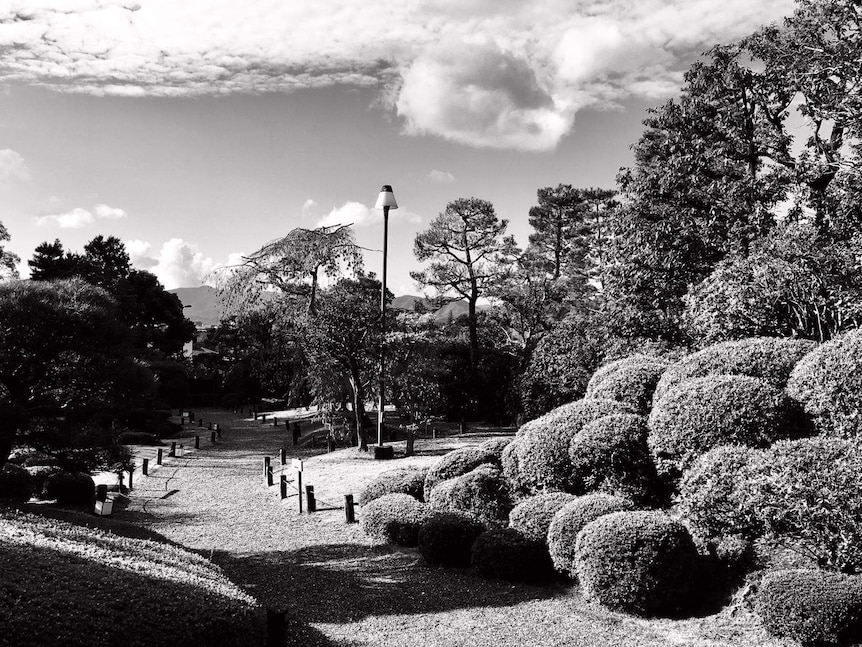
418,511,485,567
117,431,161,446
25,465,61,499
423,447,497,500
647,375,798,478
568,413,664,505
471,527,554,583
757,569,862,647
43,472,95,505
676,445,763,545
547,493,634,577
360,493,432,546
584,355,669,413
428,465,511,529
787,328,862,437
500,439,529,500
0,463,33,502
508,492,576,543
357,466,428,505
515,399,636,493
478,436,513,461
574,510,700,616
653,337,816,403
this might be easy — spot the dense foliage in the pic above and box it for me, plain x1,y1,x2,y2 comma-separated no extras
584,355,668,413
358,466,428,505
470,528,555,583
417,511,485,567
507,492,576,543
423,447,498,501
427,465,512,529
359,493,432,546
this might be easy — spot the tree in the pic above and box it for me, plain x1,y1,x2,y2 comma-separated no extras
0,279,153,471
0,219,20,280
527,184,590,281
412,197,517,367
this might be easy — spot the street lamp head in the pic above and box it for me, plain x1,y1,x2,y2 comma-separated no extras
375,185,398,210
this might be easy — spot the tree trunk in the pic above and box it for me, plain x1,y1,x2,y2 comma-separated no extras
349,374,368,452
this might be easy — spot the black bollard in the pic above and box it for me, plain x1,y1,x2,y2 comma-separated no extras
280,448,286,465
263,456,271,479
96,484,108,503
344,494,356,523
198,418,202,427
261,413,267,423
195,435,200,449
170,441,176,457
157,448,163,465
215,423,221,438
306,485,316,513
280,475,287,500
254,410,258,420
207,422,212,430
266,466,274,487
128,470,133,490
210,430,216,443
142,458,149,476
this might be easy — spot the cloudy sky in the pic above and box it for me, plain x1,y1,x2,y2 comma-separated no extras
0,0,796,293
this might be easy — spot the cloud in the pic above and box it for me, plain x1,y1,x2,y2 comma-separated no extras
316,201,421,229
126,237,221,289
34,202,128,228
0,0,797,151
426,169,455,183
0,149,30,182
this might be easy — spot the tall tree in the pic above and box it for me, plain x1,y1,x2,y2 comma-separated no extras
0,219,20,280
411,197,517,367
527,184,589,281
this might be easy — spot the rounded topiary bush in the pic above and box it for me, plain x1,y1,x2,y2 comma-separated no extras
653,336,816,404
647,375,798,477
568,413,664,505
787,328,862,438
423,447,497,500
428,465,511,529
547,493,635,577
357,466,428,505
516,399,636,494
478,436,513,461
574,510,700,616
677,445,764,545
43,472,95,505
359,493,432,546
418,511,485,567
757,570,862,647
501,438,528,500
25,465,61,500
117,431,161,445
585,355,669,413
471,527,554,583
0,463,33,502
508,491,577,543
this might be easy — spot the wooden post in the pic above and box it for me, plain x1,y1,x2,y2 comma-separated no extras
267,466,273,487
280,448,286,465
128,469,133,490
157,448,163,465
280,475,287,500
170,441,176,457
215,423,221,438
273,416,278,427
254,411,258,420
263,456,271,478
198,418,203,427
344,494,355,523
261,413,267,423
265,608,285,647
210,430,216,443
297,470,303,513
306,485,316,513
195,435,200,449
207,421,212,430
142,458,149,476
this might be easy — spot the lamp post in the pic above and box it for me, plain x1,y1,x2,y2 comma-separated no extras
374,185,398,447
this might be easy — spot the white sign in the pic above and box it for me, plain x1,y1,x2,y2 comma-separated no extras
291,458,304,472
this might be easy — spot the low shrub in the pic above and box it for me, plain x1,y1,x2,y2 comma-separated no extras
757,569,862,647
43,472,95,505
547,493,634,577
787,328,862,438
418,512,485,567
360,493,432,546
428,465,511,529
478,436,513,461
647,375,798,478
117,431,161,446
500,438,529,500
0,463,33,502
471,527,554,583
585,355,669,413
568,413,664,506
508,492,576,543
357,466,428,505
574,510,700,616
516,399,636,494
423,447,497,500
653,336,816,403
25,465,62,499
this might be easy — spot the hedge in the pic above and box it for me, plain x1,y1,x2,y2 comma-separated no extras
501,439,529,501
0,463,33,502
471,528,555,583
508,492,577,543
787,328,862,438
574,510,700,616
653,336,816,404
359,493,432,546
427,465,511,529
478,436,513,461
357,466,428,505
585,355,669,413
418,512,485,567
423,447,497,501
43,472,96,506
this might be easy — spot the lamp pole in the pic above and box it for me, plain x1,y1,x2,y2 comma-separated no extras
374,185,398,448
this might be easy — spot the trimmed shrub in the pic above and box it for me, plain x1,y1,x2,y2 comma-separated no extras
585,355,669,413
418,511,485,567
508,492,577,543
654,336,816,403
516,399,636,493
757,570,862,646
357,466,428,505
574,510,700,616
0,463,33,502
428,465,511,529
569,413,664,505
359,493,432,546
25,465,61,499
423,447,497,500
787,328,862,438
43,472,95,505
547,493,635,576
478,436,513,461
500,438,529,500
647,375,798,478
117,431,161,446
677,445,764,545
471,528,554,583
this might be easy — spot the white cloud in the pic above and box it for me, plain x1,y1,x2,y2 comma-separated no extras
34,201,129,228
0,0,797,151
0,149,30,182
126,237,222,289
316,201,421,229
427,169,455,183
93,203,127,219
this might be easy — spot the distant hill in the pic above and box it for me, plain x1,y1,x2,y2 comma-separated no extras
171,287,485,327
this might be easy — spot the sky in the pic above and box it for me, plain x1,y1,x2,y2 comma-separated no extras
0,0,797,294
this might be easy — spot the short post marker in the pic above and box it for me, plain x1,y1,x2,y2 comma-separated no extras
306,485,316,513
142,458,149,476
157,448,163,465
280,475,287,500
344,494,356,523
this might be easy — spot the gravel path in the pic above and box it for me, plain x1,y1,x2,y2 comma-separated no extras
121,408,787,647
